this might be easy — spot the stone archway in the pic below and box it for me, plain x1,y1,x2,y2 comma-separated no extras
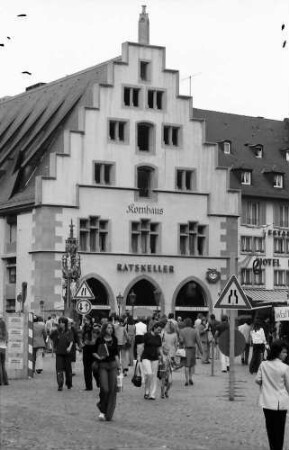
173,277,211,321
124,276,163,318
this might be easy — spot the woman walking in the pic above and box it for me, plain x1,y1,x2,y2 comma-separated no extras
50,317,74,391
81,315,96,390
250,320,268,374
162,321,178,366
126,316,136,367
93,322,120,421
114,317,129,376
179,318,203,386
255,340,289,450
141,322,163,400
199,316,210,364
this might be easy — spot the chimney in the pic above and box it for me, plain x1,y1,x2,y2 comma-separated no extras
138,5,150,45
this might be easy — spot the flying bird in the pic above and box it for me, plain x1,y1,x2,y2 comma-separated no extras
17,14,27,17
0,43,4,47
283,40,287,48
6,36,11,40
21,71,32,75
281,24,285,30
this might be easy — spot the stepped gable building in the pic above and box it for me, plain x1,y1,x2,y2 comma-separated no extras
194,108,289,306
1,7,241,318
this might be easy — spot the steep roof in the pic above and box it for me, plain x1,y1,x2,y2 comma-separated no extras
0,57,119,213
194,108,289,200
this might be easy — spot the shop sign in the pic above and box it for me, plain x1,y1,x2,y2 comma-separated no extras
117,263,174,273
274,306,289,321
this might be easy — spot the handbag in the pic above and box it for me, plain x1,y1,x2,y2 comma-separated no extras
175,348,186,358
131,361,142,387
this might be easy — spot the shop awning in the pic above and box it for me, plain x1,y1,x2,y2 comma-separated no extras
244,289,288,309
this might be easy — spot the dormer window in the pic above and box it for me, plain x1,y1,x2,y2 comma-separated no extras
241,171,251,185
140,61,150,81
219,141,231,154
250,144,263,158
223,142,231,154
286,151,289,162
273,174,284,189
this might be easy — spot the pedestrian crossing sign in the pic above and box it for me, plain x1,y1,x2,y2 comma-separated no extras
74,281,95,300
214,275,251,310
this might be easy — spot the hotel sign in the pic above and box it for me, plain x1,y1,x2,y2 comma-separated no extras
117,263,174,274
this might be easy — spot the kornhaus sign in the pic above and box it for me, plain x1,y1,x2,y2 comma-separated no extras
126,204,164,215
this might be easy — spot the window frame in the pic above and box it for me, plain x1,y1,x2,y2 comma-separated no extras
79,216,109,253
108,119,129,144
146,88,166,111
122,85,141,108
130,219,160,254
176,168,195,191
178,221,208,256
93,161,115,186
163,124,182,148
273,174,284,189
241,171,252,185
139,60,151,82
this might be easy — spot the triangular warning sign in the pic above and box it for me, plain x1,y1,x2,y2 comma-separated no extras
214,275,251,310
74,281,95,300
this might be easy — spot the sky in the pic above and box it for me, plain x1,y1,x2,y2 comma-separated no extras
0,0,288,120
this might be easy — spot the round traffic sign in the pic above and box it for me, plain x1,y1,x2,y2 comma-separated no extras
218,329,246,357
75,299,92,315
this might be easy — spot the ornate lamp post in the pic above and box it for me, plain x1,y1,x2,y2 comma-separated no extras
116,292,124,318
62,220,81,318
154,288,161,314
129,290,136,319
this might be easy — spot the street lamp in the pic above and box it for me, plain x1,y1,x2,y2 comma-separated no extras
154,288,161,314
62,220,81,319
116,292,124,318
129,290,136,319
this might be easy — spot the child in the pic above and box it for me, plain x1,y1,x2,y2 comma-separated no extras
159,344,173,399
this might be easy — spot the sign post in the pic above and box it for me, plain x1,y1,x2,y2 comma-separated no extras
73,280,95,319
214,271,251,401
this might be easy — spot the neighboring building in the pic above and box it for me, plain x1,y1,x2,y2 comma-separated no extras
194,108,289,307
0,8,239,319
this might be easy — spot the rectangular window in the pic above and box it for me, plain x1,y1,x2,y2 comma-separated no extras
79,217,108,252
131,220,159,254
241,269,252,285
163,126,180,147
274,237,285,253
254,237,265,253
286,151,289,162
6,299,16,313
123,87,140,107
176,169,193,191
280,205,289,227
109,120,127,142
241,171,251,185
94,163,113,185
241,236,253,252
140,61,150,81
274,270,289,287
255,146,263,158
147,89,164,110
223,142,231,154
179,221,207,256
274,174,284,189
6,258,16,284
242,200,265,226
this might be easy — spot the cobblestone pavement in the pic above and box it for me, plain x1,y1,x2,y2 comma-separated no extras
1,354,289,450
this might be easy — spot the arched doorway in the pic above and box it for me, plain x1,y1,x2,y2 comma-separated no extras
86,277,111,321
126,279,161,318
174,280,209,322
